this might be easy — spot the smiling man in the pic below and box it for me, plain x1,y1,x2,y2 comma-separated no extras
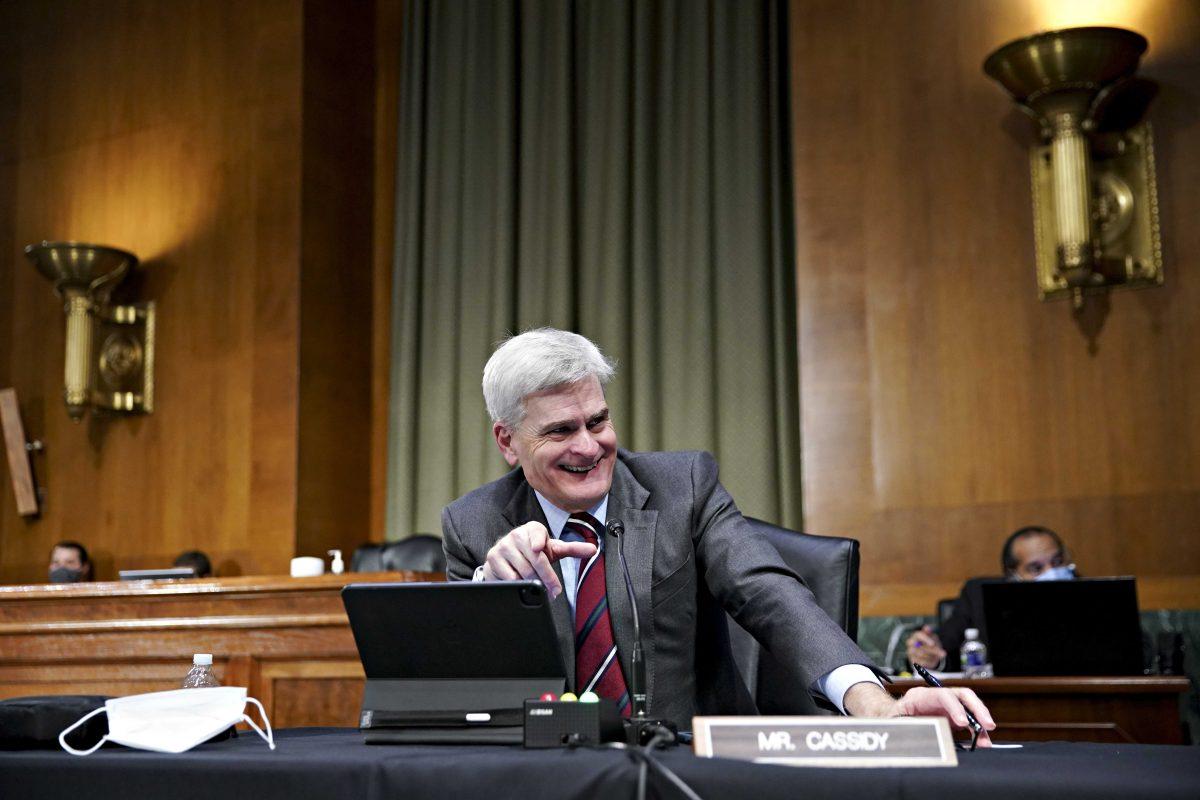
442,328,995,736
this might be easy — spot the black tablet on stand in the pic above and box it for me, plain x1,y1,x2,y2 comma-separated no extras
342,581,566,744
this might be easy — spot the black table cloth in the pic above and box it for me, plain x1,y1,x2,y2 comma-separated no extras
2,727,1198,800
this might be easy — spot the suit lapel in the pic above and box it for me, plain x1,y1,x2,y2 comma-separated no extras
604,457,657,712
502,480,575,690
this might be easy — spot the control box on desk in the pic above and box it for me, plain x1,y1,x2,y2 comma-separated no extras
523,700,623,748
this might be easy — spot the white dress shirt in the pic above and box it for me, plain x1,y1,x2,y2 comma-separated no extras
473,491,882,714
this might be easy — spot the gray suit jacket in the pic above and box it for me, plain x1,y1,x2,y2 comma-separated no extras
441,449,878,725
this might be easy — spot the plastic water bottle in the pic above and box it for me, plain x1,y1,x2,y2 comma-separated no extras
960,629,988,678
182,653,220,688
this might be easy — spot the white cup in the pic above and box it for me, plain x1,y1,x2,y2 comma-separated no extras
290,556,325,577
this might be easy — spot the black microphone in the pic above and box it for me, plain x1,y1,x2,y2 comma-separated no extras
606,519,647,718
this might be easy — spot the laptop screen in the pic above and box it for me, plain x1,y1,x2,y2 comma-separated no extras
981,577,1144,676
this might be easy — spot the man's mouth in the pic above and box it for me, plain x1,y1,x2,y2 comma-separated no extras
560,458,601,474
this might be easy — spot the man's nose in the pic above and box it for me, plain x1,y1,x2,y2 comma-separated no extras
568,428,601,456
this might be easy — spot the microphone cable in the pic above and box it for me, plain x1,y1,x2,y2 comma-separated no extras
602,725,703,800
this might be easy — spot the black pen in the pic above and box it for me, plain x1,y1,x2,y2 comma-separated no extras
913,663,982,735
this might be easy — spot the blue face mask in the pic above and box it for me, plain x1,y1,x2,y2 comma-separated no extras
1033,565,1076,582
49,567,84,584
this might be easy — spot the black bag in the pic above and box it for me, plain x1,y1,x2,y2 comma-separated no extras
0,695,110,751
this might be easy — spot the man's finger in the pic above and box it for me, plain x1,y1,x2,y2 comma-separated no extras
919,628,942,647
528,551,563,597
908,648,941,669
483,553,521,582
546,539,597,562
492,538,538,578
905,687,983,723
951,687,996,729
510,530,563,597
908,633,933,649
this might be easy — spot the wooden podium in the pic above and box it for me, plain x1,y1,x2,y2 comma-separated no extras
0,572,440,728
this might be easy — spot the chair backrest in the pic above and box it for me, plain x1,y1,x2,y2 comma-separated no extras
726,517,861,715
350,535,447,575
937,597,958,626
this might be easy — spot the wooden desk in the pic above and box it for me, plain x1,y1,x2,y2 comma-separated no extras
0,572,440,727
887,676,1190,744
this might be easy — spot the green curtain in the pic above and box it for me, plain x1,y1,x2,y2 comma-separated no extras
387,0,801,538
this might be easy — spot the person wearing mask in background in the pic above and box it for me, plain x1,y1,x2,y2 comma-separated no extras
907,525,1076,671
173,550,213,578
48,540,92,584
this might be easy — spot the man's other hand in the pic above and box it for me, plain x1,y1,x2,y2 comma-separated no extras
843,683,997,747
905,625,947,669
895,686,996,746
482,521,597,599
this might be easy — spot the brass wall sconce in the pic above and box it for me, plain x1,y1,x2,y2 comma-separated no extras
24,242,155,420
984,27,1163,309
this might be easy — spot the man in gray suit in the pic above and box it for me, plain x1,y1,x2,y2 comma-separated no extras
442,328,995,738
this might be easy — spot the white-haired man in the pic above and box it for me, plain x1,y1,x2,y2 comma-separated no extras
442,328,995,738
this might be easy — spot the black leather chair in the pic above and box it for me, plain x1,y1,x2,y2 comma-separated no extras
937,597,958,627
726,517,861,715
351,535,447,575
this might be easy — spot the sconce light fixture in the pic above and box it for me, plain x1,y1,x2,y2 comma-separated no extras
24,241,155,420
984,27,1162,309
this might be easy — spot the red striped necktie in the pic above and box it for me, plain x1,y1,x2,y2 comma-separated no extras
567,512,631,717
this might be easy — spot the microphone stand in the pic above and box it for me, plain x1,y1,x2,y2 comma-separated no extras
607,519,677,746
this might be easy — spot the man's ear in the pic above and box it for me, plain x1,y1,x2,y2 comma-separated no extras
493,421,519,466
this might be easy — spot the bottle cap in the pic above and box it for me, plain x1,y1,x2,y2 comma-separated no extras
193,653,213,666
964,628,979,640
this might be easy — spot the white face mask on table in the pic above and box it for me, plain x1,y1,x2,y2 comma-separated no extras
59,687,275,756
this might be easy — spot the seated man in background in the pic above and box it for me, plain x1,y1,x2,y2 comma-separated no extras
444,328,995,739
907,525,1075,671
48,540,92,584
173,550,213,578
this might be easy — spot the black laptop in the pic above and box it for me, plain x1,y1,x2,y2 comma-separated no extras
341,581,566,744
981,577,1144,676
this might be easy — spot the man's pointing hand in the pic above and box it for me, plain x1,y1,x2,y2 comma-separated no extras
482,521,596,599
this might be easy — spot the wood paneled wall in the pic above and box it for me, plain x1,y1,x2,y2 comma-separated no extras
0,0,381,583
2,0,1195,615
296,0,376,561
789,0,1200,613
